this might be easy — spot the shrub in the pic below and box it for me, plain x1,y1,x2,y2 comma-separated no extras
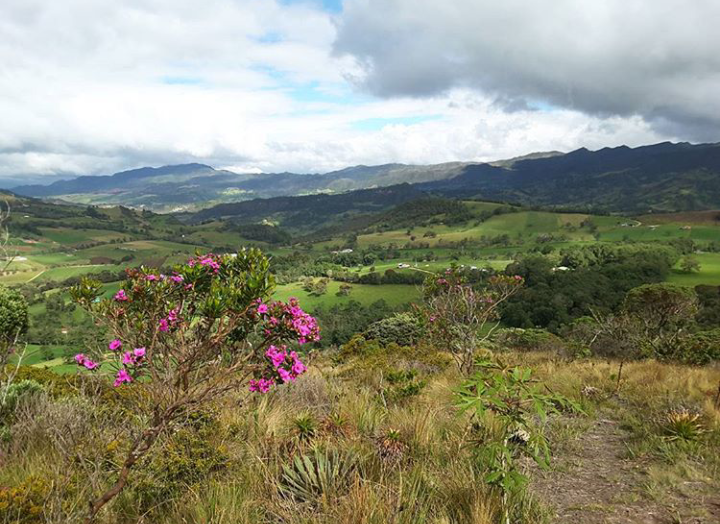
492,328,562,353
1,379,44,414
673,329,720,365
0,285,29,348
69,250,319,521
363,313,422,347
0,285,29,410
0,476,50,524
421,268,523,373
133,412,229,513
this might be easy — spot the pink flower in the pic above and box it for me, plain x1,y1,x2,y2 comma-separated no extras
114,289,128,301
133,347,146,358
248,378,274,394
170,274,184,284
75,353,99,370
266,345,287,368
291,358,306,375
167,308,180,325
109,339,122,351
277,367,293,383
158,319,169,332
146,274,158,281
199,256,220,272
122,351,134,366
257,303,268,314
113,369,132,387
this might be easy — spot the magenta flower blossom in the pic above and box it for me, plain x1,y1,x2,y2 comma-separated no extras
109,339,122,351
277,367,293,383
248,378,274,393
114,289,128,302
75,353,98,370
257,303,268,314
146,274,158,281
122,347,147,366
291,358,306,375
167,308,180,325
170,274,184,284
199,256,221,272
266,345,287,368
114,369,132,387
159,319,169,332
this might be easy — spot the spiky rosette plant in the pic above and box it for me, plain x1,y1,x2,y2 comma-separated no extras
70,249,319,522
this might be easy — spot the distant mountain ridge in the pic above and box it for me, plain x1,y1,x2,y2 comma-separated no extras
10,141,720,214
11,160,481,212
418,141,720,212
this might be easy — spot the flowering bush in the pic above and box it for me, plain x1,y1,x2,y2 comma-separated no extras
70,249,319,521
421,267,523,373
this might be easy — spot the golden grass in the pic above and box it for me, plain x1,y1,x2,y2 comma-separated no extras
2,352,719,524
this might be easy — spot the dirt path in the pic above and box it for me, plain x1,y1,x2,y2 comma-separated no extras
531,416,720,524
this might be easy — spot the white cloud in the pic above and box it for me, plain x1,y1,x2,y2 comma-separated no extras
334,0,720,140
0,0,692,181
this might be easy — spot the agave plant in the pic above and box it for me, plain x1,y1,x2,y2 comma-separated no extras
280,446,359,502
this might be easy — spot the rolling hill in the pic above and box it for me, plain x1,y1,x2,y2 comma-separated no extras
9,141,720,214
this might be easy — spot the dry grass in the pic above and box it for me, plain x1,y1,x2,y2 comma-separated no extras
1,351,719,523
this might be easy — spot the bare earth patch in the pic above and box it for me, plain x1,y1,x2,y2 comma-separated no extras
531,416,720,524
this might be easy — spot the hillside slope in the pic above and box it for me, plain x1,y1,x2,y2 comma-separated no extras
422,142,720,212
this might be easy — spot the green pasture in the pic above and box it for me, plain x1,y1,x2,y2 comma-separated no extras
274,282,420,311
355,211,603,248
38,227,126,244
667,253,720,286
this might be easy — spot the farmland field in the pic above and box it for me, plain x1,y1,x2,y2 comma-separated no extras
667,253,720,285
274,281,420,310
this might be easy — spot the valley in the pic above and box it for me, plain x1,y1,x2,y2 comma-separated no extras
2,150,720,524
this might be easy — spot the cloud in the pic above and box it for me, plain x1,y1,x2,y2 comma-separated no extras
0,0,692,181
334,0,720,140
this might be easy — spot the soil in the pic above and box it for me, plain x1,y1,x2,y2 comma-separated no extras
531,416,720,524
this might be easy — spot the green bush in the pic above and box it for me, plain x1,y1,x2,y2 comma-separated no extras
673,329,720,365
493,328,563,352
9,366,79,398
0,285,28,347
363,313,422,347
2,379,44,413
133,411,229,513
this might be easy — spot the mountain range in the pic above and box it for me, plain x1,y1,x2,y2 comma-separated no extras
9,141,720,216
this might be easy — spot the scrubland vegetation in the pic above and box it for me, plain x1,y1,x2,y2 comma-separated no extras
0,194,719,523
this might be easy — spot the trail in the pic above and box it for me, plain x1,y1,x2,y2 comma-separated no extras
531,416,720,523
26,269,46,282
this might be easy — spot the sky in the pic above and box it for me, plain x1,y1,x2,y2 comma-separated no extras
0,0,718,181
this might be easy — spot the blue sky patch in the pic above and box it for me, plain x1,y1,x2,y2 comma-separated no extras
281,0,343,13
161,76,205,86
351,115,443,131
